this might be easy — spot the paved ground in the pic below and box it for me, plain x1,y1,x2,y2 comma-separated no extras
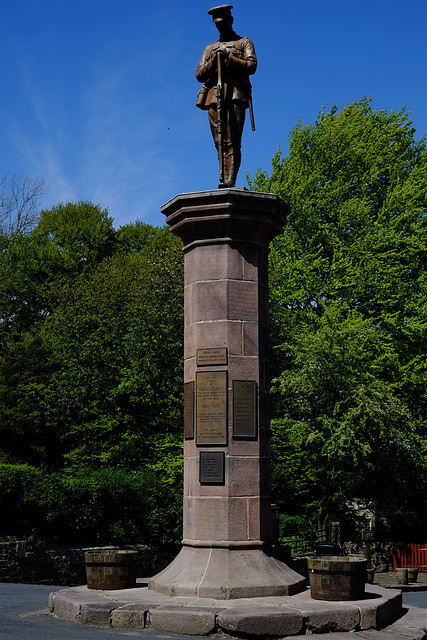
402,591,427,609
374,572,427,591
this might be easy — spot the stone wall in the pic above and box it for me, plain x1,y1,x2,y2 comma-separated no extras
290,541,395,578
0,537,177,586
0,537,394,585
342,541,394,572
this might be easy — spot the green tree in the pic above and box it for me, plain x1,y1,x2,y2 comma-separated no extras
115,220,182,254
0,213,184,470
0,212,185,547
0,202,120,465
42,239,184,469
271,304,421,538
0,202,116,344
0,231,61,341
36,201,116,272
0,332,57,466
249,97,427,536
0,463,182,548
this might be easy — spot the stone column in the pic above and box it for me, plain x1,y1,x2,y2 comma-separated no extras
149,189,305,599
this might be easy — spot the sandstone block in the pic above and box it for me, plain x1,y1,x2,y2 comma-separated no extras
80,602,113,626
51,590,81,621
191,281,228,322
227,355,259,382
301,602,360,633
187,319,244,355
227,280,259,321
184,283,193,325
217,606,303,636
185,243,244,284
247,497,261,540
241,244,261,281
149,605,216,635
111,607,146,629
359,585,402,629
242,321,259,356
228,438,260,456
228,457,260,496
227,497,249,540
183,496,229,541
48,591,55,612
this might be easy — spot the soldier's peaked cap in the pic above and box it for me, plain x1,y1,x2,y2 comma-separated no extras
208,5,233,19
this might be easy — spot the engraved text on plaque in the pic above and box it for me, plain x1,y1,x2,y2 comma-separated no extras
200,451,225,484
196,347,228,366
233,380,257,437
184,381,194,439
196,371,227,445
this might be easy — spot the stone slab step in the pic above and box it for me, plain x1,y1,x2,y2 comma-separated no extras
49,582,407,637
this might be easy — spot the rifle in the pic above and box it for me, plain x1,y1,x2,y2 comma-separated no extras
216,50,224,185
246,78,255,131
249,96,256,131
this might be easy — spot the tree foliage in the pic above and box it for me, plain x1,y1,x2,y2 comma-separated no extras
0,203,184,547
271,304,422,537
0,463,182,549
249,97,427,536
44,244,183,469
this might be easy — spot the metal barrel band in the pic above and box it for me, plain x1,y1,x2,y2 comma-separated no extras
311,568,360,576
85,562,129,568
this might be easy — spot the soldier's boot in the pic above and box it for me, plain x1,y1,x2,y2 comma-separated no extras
218,148,230,188
225,148,241,187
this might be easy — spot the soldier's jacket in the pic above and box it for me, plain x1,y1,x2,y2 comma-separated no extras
196,34,257,108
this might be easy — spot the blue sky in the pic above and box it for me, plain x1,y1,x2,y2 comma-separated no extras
1,0,426,229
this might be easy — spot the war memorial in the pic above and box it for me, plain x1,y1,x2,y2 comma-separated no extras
49,5,410,637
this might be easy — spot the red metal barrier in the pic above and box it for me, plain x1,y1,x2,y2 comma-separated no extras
393,544,427,572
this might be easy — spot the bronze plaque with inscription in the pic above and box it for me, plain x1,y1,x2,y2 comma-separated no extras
200,451,225,484
196,347,228,366
184,381,194,439
196,371,227,445
233,380,257,437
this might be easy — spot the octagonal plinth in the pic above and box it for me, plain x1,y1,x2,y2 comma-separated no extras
148,189,305,599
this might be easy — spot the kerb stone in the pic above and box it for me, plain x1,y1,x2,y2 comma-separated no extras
217,606,304,636
149,605,217,636
302,602,360,633
111,606,147,629
49,590,81,621
359,586,402,629
80,602,113,626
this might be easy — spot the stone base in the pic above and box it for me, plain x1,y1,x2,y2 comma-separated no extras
148,545,306,598
49,581,404,637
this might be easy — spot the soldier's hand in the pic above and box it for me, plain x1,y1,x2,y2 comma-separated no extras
221,47,230,64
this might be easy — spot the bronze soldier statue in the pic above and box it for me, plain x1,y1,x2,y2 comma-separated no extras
196,4,257,188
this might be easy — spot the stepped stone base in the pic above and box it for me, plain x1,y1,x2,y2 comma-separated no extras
148,544,306,598
49,581,403,637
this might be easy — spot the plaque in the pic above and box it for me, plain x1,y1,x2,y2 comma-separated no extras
196,347,228,366
200,451,225,484
196,371,227,445
233,380,257,437
184,382,194,439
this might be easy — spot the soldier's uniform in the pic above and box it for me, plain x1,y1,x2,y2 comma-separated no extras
196,5,257,187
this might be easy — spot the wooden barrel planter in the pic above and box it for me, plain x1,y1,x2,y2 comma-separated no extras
407,568,418,583
84,549,137,590
308,555,367,601
396,567,408,585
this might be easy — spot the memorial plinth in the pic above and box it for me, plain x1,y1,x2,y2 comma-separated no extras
149,189,306,599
